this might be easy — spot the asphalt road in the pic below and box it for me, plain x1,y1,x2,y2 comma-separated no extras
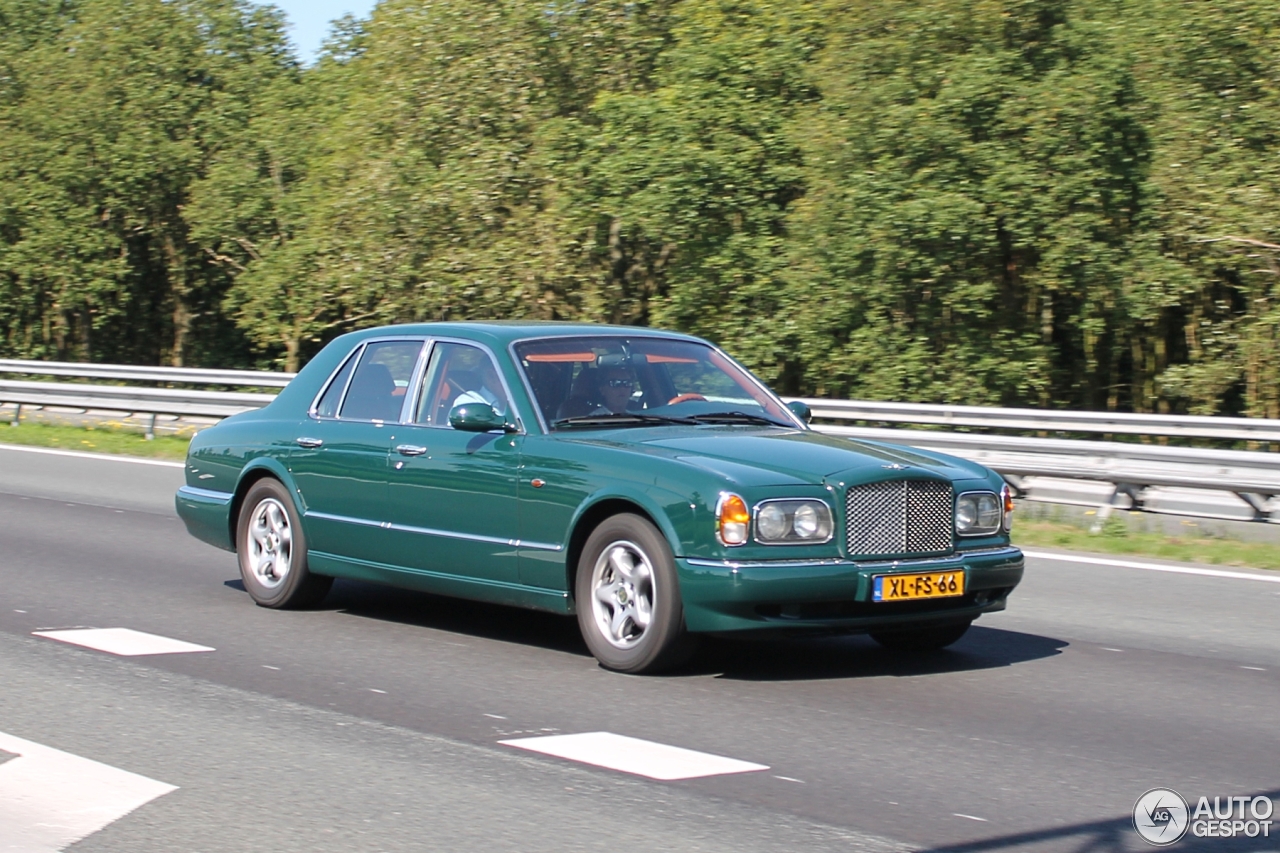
1,443,1277,853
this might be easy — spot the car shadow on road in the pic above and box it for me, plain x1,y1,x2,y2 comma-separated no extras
699,626,1067,681
316,578,594,657
231,578,1066,677
914,788,1280,853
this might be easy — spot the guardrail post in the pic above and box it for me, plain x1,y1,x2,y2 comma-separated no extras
9,403,20,427
1236,492,1278,523
145,413,156,441
1090,483,1144,533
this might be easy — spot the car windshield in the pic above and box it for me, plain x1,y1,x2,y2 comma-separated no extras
513,336,798,430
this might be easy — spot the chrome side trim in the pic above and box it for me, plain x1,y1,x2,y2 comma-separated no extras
304,511,562,551
177,485,234,504
305,510,384,529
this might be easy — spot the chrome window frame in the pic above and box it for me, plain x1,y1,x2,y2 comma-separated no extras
404,336,526,434
507,333,805,435
307,337,429,424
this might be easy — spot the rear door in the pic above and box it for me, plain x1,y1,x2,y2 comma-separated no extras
289,339,426,564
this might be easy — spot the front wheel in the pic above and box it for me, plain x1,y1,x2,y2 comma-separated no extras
870,621,972,652
236,478,333,609
575,514,697,674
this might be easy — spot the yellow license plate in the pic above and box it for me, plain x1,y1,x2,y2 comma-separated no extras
873,570,964,602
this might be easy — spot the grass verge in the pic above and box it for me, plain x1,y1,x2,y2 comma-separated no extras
1013,519,1280,571
0,422,190,461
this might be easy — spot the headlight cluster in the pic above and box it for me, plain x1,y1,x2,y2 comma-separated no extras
716,495,834,546
955,491,1003,536
754,499,834,544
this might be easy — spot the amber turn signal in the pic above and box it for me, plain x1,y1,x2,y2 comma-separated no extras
716,493,750,546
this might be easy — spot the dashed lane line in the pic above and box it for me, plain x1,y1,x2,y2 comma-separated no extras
33,628,214,656
500,731,769,781
0,730,176,853
0,443,185,468
1021,549,1280,583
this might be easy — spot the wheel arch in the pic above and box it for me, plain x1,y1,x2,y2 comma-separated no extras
564,496,672,609
229,457,297,546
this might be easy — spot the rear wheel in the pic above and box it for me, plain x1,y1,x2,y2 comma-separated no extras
236,479,332,609
575,514,697,674
870,621,972,652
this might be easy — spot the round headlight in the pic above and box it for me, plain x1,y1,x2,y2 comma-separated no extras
757,503,789,540
793,503,820,538
977,494,1001,529
955,495,977,532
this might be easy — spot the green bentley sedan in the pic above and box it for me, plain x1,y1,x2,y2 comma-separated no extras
176,322,1024,673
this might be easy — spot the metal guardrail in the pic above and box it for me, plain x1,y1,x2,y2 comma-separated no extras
796,397,1280,444
0,360,284,438
0,359,1276,523
791,398,1280,525
0,359,295,387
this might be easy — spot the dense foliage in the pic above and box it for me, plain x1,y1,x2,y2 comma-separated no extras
1,0,1276,416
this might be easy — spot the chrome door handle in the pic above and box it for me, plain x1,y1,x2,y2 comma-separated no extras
295,437,323,448
395,444,427,457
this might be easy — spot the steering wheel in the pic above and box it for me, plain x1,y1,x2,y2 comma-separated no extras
667,393,707,405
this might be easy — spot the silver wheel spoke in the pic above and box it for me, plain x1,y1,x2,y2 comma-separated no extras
589,539,657,650
609,548,636,583
610,606,631,641
244,497,293,590
595,582,621,605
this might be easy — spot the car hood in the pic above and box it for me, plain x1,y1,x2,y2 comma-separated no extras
575,426,990,487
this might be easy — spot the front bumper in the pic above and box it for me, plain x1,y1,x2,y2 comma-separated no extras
676,546,1024,634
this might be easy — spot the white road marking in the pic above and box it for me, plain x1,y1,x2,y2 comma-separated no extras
0,730,176,853
774,775,805,783
1241,666,1265,671
0,443,185,468
33,628,214,656
262,665,280,670
368,689,387,694
954,813,988,822
1021,550,1280,583
483,714,507,720
500,732,769,781
1102,648,1124,652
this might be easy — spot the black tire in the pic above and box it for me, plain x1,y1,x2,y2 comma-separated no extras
235,478,333,609
575,514,698,674
870,620,972,652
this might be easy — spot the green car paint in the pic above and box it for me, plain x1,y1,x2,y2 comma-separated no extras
176,321,1023,634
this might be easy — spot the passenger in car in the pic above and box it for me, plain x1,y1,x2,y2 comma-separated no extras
451,359,507,415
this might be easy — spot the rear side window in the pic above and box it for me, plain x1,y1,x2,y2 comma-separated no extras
314,350,358,418
337,340,424,422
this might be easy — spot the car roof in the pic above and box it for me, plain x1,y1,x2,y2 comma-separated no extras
339,321,709,350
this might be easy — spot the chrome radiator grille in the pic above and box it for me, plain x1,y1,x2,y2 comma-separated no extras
845,480,954,558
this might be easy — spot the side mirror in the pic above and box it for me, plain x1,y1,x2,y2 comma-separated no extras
449,403,517,433
787,400,812,424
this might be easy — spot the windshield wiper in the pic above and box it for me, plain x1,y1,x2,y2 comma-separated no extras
687,411,790,427
552,412,700,429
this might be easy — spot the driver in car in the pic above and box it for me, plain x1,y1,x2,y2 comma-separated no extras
591,367,637,415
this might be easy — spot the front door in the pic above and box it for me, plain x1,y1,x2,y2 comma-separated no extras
382,341,522,585
289,338,425,564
